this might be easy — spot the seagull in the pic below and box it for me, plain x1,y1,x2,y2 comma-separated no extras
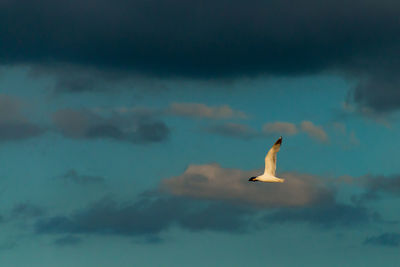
248,136,285,183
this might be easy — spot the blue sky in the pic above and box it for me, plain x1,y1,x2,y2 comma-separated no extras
0,68,400,267
1,1,400,266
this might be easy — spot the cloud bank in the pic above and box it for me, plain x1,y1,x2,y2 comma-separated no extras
33,163,377,241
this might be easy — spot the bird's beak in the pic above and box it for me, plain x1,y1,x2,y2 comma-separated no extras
248,177,256,182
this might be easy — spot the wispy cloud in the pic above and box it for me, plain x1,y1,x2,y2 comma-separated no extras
300,121,329,143
166,102,247,119
207,120,329,143
330,122,360,148
338,102,391,126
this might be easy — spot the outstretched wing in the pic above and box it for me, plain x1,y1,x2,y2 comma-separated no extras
264,137,282,176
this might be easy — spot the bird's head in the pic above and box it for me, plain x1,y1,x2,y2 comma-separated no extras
248,176,258,182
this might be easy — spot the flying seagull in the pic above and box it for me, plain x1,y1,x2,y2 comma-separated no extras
248,136,285,183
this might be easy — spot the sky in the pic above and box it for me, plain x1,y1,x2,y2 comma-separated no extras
0,0,400,266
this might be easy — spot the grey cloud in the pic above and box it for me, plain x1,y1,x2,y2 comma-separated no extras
52,108,169,144
0,95,25,122
364,232,400,247
0,95,46,141
364,175,400,195
34,191,376,240
86,124,124,139
35,196,255,238
0,122,44,141
354,175,400,203
352,75,400,114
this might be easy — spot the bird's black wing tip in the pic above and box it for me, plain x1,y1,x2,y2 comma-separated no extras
275,136,283,145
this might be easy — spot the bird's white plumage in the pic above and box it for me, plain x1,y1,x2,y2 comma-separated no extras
264,137,281,176
249,136,284,183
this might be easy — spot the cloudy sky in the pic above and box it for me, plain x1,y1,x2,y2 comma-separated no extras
0,0,400,266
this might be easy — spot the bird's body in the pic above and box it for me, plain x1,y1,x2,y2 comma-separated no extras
253,174,284,183
249,136,285,183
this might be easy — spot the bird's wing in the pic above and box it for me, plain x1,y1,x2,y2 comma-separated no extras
264,137,282,176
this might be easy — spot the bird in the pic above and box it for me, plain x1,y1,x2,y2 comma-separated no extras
248,136,285,183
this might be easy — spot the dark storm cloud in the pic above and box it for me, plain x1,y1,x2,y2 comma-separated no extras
1,0,398,77
352,75,400,114
59,169,105,185
35,196,254,237
364,232,400,247
52,108,169,144
0,95,46,141
1,0,400,112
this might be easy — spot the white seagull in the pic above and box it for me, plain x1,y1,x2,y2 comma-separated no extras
248,136,285,183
